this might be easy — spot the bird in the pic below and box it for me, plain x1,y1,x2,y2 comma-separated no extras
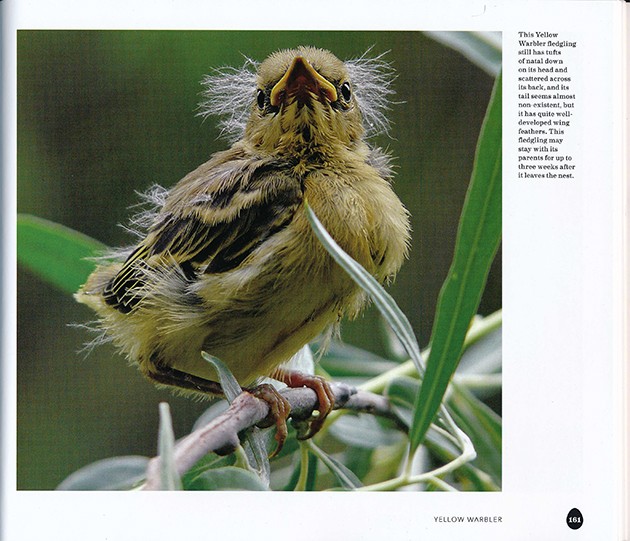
76,46,411,453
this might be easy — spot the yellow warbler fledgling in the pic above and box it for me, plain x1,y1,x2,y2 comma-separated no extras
76,46,410,450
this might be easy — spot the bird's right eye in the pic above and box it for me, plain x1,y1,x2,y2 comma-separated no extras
340,82,352,102
256,89,266,109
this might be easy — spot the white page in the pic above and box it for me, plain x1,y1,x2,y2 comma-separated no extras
3,1,626,540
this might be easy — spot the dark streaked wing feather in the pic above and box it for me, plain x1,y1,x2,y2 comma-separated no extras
103,164,303,313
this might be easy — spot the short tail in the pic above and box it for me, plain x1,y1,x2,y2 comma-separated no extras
74,263,122,312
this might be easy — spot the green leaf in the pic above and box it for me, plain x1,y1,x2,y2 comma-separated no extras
343,447,375,482
282,460,303,491
425,31,502,77
306,441,362,490
181,453,236,488
457,326,502,376
158,402,182,490
305,451,319,491
329,414,404,449
56,456,148,490
17,214,107,295
449,384,502,484
241,430,271,485
201,352,270,484
317,341,399,378
408,72,502,453
387,375,501,490
423,428,499,491
201,352,242,402
186,467,269,491
386,376,420,427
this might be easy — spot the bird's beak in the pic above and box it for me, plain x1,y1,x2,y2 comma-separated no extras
270,56,338,107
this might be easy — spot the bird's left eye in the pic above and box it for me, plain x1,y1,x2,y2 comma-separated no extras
340,82,352,101
256,89,266,109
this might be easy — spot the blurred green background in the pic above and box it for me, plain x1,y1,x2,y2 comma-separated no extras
17,31,500,489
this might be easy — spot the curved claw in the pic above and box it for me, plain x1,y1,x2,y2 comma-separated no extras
272,369,336,440
247,383,291,458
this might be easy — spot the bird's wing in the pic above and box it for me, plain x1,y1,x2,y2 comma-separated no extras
103,156,302,313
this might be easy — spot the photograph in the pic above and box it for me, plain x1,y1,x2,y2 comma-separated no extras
17,30,502,492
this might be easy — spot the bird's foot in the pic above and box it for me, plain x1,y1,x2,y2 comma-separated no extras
248,370,336,457
273,369,336,440
247,383,291,458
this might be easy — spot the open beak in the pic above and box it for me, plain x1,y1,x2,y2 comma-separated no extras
270,56,338,107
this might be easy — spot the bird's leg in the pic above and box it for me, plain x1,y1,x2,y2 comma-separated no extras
144,360,223,395
144,360,330,457
270,368,336,440
146,359,290,457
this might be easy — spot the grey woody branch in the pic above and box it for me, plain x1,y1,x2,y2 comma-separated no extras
143,382,402,490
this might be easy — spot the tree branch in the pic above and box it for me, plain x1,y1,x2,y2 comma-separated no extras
143,382,403,490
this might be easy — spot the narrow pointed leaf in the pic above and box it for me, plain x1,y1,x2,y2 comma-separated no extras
305,204,424,375
158,402,182,490
425,31,502,77
307,441,362,490
57,456,148,491
201,352,270,484
201,352,242,402
186,467,269,491
409,72,502,453
17,214,106,294
329,414,403,449
448,384,502,484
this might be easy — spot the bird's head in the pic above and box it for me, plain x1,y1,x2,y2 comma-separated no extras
199,46,395,158
246,47,362,154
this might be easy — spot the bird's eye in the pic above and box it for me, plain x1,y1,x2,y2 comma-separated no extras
340,82,352,101
256,89,266,109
